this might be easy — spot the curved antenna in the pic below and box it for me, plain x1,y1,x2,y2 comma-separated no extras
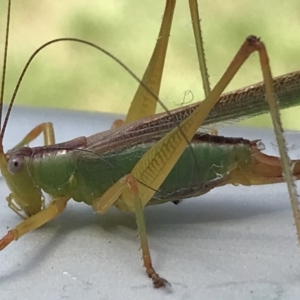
1,38,175,137
1,38,199,168
0,0,11,150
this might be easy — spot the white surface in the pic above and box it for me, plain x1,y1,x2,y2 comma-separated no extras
0,107,299,300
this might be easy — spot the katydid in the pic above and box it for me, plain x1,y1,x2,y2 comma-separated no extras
0,0,300,289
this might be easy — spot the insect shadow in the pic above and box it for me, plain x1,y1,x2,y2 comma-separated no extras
0,184,286,285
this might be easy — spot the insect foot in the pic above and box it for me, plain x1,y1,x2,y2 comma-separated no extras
0,230,15,250
147,267,170,288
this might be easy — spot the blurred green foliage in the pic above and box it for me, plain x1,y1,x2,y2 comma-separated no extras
0,0,299,129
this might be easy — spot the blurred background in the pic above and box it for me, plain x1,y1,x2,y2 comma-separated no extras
0,0,299,129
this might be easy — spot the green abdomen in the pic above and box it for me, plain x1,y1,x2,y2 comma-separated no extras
73,135,252,206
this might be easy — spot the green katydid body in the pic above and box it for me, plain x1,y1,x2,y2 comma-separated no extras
0,67,298,223
3,69,300,217
31,134,253,209
7,132,253,213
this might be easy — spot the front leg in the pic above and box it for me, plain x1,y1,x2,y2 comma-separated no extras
10,122,55,151
0,197,69,251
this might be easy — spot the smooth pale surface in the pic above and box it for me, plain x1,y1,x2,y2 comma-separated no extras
0,107,299,300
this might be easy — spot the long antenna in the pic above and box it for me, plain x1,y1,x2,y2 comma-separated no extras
0,0,11,148
0,38,195,160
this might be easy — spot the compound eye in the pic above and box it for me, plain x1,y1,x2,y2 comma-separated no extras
8,155,24,174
